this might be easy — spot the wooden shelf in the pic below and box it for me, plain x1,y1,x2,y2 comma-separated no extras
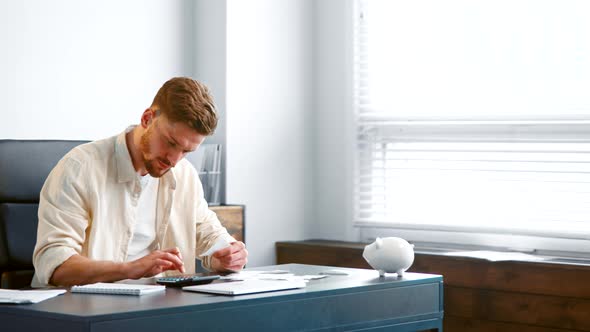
210,205,244,243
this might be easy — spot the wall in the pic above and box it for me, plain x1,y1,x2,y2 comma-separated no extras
192,0,228,204
2,0,317,268
0,0,193,140
311,0,357,242
225,0,313,267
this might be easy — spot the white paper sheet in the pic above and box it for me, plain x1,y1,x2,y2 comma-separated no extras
202,237,232,256
442,250,546,262
0,289,66,304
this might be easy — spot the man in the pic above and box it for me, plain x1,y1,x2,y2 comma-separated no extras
32,77,248,287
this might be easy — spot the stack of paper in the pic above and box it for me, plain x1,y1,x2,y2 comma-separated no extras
0,289,66,304
181,269,338,296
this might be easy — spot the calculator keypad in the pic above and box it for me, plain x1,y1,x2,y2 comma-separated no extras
156,275,220,287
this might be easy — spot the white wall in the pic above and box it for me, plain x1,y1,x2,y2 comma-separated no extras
225,0,314,267
311,0,357,242
0,0,193,140
193,0,228,203
2,0,327,268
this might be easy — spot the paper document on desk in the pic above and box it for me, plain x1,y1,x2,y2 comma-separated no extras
0,289,66,304
223,271,293,280
442,250,545,262
183,278,306,296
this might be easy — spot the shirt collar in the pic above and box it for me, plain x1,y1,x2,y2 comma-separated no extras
114,127,137,183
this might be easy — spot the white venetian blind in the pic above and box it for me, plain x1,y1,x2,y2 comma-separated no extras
353,0,590,243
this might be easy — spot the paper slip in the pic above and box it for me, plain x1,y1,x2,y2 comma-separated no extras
256,274,296,280
202,238,231,256
259,270,290,274
221,271,326,283
320,269,350,276
222,270,290,280
0,289,66,304
442,250,545,262
301,275,328,280
257,274,326,281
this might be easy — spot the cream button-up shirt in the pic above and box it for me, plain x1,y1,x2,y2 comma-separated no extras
32,128,235,287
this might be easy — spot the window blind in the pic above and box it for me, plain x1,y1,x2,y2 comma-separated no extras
353,0,590,251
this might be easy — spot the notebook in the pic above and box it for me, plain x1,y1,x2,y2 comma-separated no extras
70,282,165,296
182,278,306,295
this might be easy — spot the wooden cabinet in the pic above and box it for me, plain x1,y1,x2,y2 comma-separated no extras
209,205,244,242
276,240,590,332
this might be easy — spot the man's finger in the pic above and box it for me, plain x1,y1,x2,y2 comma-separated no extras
155,258,174,268
231,241,245,251
213,241,245,257
220,254,247,269
163,247,183,260
163,247,180,255
160,252,183,265
154,259,174,273
159,252,185,273
157,258,184,273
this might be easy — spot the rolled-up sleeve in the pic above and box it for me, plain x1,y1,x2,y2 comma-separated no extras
195,200,236,270
32,157,90,287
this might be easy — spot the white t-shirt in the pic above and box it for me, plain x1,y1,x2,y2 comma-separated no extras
126,174,159,262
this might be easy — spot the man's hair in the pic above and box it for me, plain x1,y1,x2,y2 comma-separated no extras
151,77,218,136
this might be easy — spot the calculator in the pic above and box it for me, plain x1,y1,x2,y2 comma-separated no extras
156,274,221,287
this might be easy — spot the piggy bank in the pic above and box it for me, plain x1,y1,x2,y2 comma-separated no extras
362,237,414,277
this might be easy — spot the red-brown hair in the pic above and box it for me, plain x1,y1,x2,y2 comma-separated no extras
151,77,218,135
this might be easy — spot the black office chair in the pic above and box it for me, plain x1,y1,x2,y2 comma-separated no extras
0,139,86,289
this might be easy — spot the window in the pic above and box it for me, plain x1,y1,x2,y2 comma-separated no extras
353,0,590,256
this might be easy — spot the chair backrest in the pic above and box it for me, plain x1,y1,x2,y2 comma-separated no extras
0,139,87,288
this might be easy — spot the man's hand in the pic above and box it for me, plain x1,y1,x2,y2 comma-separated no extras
210,241,248,272
50,247,185,287
125,247,185,279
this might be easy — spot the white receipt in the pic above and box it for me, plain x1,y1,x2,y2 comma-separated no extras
319,269,350,276
202,237,232,256
301,275,328,280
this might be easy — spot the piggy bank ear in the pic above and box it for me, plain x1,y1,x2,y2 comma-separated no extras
375,237,383,249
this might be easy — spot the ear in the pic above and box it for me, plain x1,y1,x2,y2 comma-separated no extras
140,108,156,128
375,237,383,249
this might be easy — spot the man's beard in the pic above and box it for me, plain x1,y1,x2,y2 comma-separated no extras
140,127,171,178
144,159,171,178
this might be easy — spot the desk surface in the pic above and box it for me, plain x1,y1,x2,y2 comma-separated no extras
0,264,443,332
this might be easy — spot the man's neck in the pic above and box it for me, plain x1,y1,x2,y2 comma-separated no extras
125,127,148,176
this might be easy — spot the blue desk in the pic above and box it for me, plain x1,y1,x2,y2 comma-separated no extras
0,264,443,331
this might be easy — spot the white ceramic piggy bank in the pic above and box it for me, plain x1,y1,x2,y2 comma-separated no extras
363,237,414,277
